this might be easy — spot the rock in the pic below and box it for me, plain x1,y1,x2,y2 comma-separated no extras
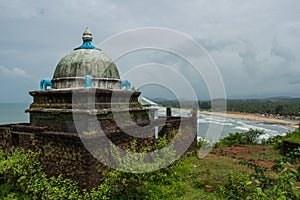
205,185,214,192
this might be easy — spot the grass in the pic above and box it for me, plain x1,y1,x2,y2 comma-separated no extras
285,135,300,144
245,145,282,162
284,128,300,144
156,153,252,199
175,144,299,199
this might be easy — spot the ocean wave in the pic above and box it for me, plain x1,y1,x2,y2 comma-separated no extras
234,126,250,131
197,113,294,141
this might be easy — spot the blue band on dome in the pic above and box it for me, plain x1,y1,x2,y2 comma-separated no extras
74,40,101,50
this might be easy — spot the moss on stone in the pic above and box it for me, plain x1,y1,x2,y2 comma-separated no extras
53,49,120,79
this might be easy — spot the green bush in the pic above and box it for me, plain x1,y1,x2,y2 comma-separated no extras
284,128,300,144
0,136,194,200
261,134,284,150
222,158,300,200
262,128,300,152
0,149,84,200
94,136,190,199
215,129,264,147
281,147,300,163
220,170,258,199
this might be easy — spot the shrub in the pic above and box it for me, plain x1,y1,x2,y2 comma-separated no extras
0,136,190,199
284,128,300,144
0,149,83,199
95,136,189,199
215,129,264,147
262,128,300,153
281,147,300,163
220,170,258,199
221,161,300,200
234,158,300,199
261,134,284,150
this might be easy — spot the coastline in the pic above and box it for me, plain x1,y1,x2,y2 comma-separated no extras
200,111,299,129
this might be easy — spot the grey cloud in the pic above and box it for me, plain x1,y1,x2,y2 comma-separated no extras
289,80,300,85
0,65,27,77
238,41,261,75
271,39,296,64
0,0,45,19
238,38,297,79
1,0,300,102
197,38,235,52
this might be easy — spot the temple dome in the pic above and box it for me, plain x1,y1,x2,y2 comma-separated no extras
53,49,120,79
52,28,120,89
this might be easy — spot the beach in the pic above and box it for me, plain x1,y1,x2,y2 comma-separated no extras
200,111,299,129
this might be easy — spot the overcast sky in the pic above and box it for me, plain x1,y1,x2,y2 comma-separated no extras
0,0,299,102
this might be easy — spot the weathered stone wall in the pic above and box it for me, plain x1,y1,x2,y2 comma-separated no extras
0,117,197,190
29,109,151,133
0,126,12,151
0,124,105,189
27,88,151,133
28,89,142,109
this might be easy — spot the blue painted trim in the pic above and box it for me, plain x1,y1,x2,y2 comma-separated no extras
40,79,52,90
74,40,101,50
84,75,92,88
120,80,131,90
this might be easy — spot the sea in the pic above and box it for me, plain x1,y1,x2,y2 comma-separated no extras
0,103,30,125
166,108,294,142
196,114,293,142
0,103,295,142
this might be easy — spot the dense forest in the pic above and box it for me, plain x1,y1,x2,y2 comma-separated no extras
153,97,300,116
226,98,300,116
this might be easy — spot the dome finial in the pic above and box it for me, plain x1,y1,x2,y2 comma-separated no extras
74,28,101,51
82,27,93,41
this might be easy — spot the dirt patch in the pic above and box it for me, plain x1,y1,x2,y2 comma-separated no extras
251,161,275,169
213,145,277,169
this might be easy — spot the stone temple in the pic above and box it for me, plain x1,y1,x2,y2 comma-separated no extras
28,28,151,134
0,29,197,189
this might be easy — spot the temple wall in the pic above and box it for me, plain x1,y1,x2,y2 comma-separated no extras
29,109,151,133
0,117,197,190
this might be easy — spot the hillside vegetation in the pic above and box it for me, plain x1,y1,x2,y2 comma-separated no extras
155,97,300,116
1,128,300,199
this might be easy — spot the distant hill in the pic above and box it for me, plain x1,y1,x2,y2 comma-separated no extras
267,96,293,100
150,97,173,103
146,97,300,115
226,98,300,115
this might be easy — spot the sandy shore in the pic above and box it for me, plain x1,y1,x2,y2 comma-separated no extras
200,111,299,129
